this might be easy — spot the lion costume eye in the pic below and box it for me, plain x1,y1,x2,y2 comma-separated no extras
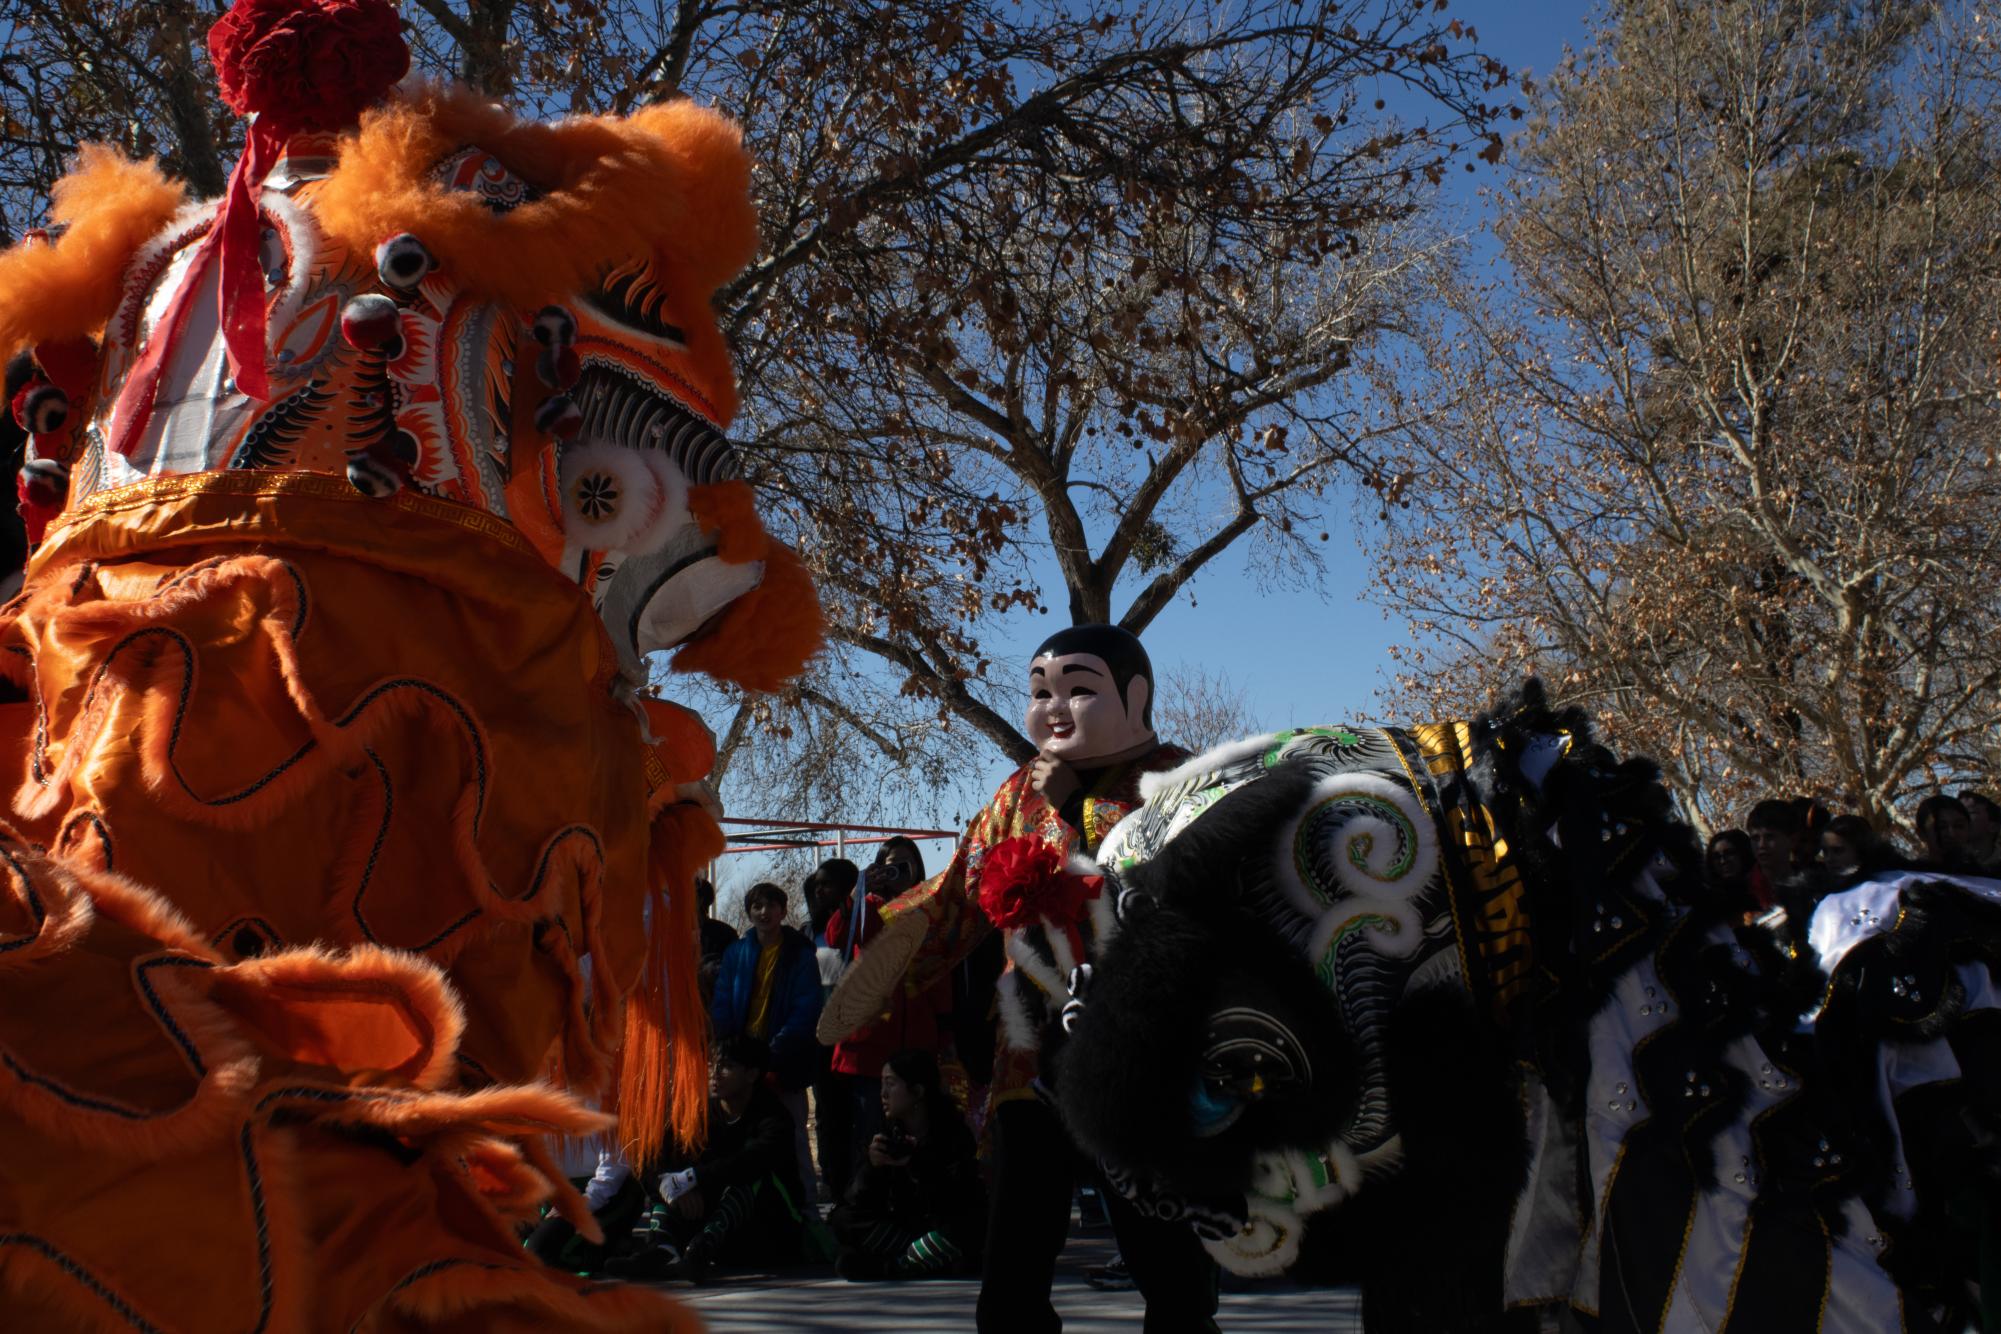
583,264,688,349
1113,881,1150,923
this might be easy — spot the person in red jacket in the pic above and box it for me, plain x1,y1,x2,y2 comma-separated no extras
821,837,955,1201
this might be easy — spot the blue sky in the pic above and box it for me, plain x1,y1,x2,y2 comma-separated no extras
938,2,1597,795
711,2,1598,895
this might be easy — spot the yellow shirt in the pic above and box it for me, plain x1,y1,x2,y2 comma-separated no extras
746,939,781,1039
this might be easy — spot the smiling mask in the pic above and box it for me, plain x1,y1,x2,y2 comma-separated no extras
1025,623,1157,763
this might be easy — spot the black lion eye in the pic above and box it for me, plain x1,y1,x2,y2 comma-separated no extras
1113,882,1152,923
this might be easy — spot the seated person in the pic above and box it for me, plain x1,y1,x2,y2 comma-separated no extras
607,1034,811,1284
830,1049,985,1280
522,1151,648,1275
821,839,953,1202
711,880,824,1193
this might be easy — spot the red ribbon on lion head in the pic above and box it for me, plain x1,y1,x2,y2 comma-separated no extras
208,0,409,134
153,0,408,419
977,835,1102,932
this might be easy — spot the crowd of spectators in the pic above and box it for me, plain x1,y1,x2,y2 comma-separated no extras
609,1033,813,1283
711,879,824,1195
535,787,2001,1290
532,839,996,1288
1700,788,2001,924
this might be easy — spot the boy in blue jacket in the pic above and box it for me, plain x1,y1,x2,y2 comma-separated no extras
710,880,824,1193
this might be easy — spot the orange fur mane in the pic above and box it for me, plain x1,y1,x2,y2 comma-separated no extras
313,84,757,424
0,147,186,363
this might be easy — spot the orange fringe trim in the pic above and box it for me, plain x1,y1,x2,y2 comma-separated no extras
0,821,95,966
640,698,716,790
205,943,468,1090
615,799,724,1165
519,1132,605,1246
0,146,185,362
67,863,219,960
0,950,261,1162
440,1130,555,1222
687,479,767,565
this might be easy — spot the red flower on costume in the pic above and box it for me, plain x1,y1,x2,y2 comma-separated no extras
209,0,410,133
978,835,1102,932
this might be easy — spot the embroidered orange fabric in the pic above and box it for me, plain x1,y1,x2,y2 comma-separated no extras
0,822,695,1332
0,474,714,1329
0,33,814,1327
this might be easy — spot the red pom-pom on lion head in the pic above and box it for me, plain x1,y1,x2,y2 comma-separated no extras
208,0,410,133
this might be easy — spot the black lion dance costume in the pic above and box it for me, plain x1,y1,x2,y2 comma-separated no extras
1054,684,2001,1333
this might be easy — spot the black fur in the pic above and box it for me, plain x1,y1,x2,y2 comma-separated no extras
1349,985,1532,1334
1055,765,1356,1194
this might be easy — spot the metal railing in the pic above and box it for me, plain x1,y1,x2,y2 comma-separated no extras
714,816,959,858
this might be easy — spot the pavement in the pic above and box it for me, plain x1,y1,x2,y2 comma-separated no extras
666,1229,1363,1332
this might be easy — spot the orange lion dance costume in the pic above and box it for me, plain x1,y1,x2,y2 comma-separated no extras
0,1,821,1328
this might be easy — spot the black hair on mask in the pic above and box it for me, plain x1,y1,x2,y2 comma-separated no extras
1031,623,1155,730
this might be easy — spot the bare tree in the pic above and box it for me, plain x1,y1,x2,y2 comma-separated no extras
0,2,231,220
717,0,1515,782
1156,663,1261,754
0,0,1517,819
668,642,992,823
1371,0,2001,833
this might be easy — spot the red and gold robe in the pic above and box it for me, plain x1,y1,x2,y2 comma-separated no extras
880,743,1188,1106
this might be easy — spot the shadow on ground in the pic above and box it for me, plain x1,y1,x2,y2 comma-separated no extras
667,1229,1363,1332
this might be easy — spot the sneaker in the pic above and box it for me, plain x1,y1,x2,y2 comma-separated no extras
667,1248,712,1286
604,1245,680,1282
629,1203,670,1246
1086,1256,1134,1291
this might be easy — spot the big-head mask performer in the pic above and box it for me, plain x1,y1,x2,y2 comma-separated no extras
819,622,1219,1334
1024,624,1159,818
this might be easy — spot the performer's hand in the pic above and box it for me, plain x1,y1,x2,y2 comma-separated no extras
1029,748,1079,809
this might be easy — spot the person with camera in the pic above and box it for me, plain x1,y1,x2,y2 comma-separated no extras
830,1049,985,1280
817,838,954,1202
